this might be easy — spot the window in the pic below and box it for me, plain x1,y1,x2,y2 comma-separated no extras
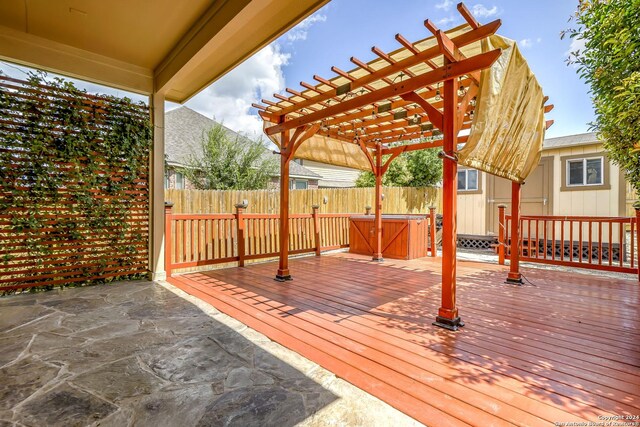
566,157,603,186
164,172,170,189
175,172,185,190
289,179,308,190
457,169,478,191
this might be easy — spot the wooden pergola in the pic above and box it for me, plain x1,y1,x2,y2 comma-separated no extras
254,3,553,331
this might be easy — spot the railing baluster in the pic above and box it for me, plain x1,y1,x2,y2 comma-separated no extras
598,221,603,265
631,219,635,269
619,221,624,268
608,221,613,266
569,219,573,263
543,219,547,260
560,220,564,262
588,221,593,264
578,221,583,263
551,220,556,261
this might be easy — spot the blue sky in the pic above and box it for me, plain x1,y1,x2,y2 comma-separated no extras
1,0,591,140
185,0,592,139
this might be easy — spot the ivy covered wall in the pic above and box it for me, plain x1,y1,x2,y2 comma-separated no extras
0,73,151,292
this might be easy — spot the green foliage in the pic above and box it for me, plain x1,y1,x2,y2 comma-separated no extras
355,148,442,188
563,0,640,192
183,122,277,190
0,72,151,291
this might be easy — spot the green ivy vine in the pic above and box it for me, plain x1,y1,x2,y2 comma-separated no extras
0,72,152,292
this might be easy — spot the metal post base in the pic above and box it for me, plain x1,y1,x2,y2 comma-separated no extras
372,257,384,262
274,274,293,282
505,276,523,285
432,316,465,331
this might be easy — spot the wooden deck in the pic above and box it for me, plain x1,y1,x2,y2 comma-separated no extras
168,253,640,426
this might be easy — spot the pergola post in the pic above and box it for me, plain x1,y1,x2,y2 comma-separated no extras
276,130,292,281
506,181,523,284
373,143,384,261
433,73,464,331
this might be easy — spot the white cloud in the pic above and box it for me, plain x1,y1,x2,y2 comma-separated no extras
186,44,290,140
471,4,499,18
520,38,542,49
435,0,454,11
285,13,327,42
436,16,460,27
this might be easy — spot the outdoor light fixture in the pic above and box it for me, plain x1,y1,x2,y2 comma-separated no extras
458,76,467,96
435,82,441,101
323,196,328,204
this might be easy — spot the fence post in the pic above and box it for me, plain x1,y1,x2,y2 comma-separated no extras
164,201,173,278
235,202,248,267
498,204,506,265
429,206,437,257
635,202,640,282
312,205,321,256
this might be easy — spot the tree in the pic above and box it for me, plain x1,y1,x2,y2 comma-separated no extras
183,122,278,190
563,0,640,192
355,147,442,188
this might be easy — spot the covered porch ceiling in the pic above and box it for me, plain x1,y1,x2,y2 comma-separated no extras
0,0,329,102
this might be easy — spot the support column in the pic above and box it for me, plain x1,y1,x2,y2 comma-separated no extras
433,75,463,331
276,130,292,281
149,93,166,281
373,143,384,261
635,202,640,283
506,181,523,284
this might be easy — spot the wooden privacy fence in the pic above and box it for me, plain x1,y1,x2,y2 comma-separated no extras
498,206,640,277
165,203,351,275
165,186,442,214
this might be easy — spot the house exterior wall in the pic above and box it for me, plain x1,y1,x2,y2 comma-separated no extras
268,177,319,190
302,160,361,188
456,142,626,237
546,143,624,218
165,167,196,190
457,170,487,235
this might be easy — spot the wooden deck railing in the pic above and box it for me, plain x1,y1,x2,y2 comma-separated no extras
164,203,351,276
498,206,640,278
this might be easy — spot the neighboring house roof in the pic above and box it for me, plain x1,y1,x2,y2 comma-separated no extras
165,106,320,180
542,132,599,150
286,160,322,179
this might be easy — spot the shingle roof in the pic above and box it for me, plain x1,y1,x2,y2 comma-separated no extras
542,132,599,150
164,106,320,179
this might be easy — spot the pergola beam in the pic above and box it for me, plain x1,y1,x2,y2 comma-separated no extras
264,19,501,116
265,49,501,135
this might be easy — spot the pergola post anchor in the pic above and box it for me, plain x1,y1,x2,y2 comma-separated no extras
506,181,523,284
373,143,384,261
433,75,464,331
276,130,292,282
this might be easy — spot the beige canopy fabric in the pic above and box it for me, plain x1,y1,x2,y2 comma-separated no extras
260,23,547,181
456,35,546,183
263,121,372,170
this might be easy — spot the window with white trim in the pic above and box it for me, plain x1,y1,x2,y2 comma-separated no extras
289,179,308,190
175,172,185,190
566,157,603,186
457,169,478,191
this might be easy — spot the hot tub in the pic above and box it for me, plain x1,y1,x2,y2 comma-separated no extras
349,214,430,260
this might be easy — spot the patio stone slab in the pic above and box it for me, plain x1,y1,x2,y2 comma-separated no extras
0,279,422,426
16,383,117,427
0,358,60,411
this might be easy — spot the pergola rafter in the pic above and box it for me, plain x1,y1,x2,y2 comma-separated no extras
256,2,553,331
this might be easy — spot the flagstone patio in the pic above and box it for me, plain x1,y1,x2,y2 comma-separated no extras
0,280,419,427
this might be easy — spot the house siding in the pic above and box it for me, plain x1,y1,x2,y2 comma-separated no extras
302,160,361,188
547,143,623,217
457,172,487,235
